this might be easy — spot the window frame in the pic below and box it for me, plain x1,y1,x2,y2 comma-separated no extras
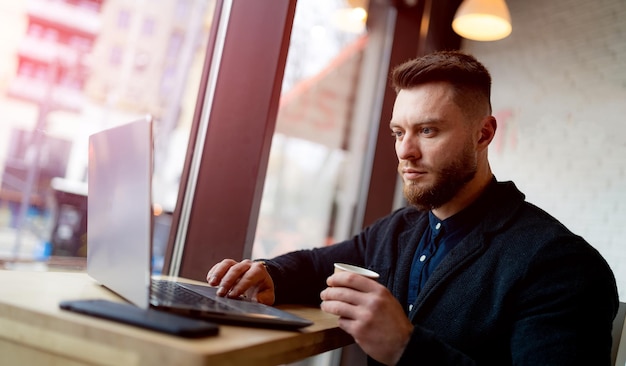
163,0,297,280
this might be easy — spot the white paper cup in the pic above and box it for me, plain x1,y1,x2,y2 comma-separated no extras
333,263,380,279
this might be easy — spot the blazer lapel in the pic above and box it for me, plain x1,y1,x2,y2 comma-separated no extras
392,214,429,310
411,229,488,317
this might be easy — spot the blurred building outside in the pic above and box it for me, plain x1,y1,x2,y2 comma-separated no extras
0,0,216,264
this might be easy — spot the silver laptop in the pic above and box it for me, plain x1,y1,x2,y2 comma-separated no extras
87,116,312,329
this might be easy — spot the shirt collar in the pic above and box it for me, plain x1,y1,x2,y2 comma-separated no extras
431,177,497,237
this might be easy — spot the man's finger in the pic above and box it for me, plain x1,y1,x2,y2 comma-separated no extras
206,259,237,285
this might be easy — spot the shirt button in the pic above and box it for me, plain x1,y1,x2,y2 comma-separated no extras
419,255,426,262
435,222,441,230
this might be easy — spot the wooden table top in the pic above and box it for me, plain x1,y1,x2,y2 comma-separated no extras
0,270,354,366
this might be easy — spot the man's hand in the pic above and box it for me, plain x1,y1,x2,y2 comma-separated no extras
320,271,413,365
206,259,275,305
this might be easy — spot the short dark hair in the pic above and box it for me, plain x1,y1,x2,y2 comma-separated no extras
391,51,493,115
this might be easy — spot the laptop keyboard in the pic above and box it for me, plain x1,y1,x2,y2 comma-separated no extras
150,280,313,327
151,279,233,312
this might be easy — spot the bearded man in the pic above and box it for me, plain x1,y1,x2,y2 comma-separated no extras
207,51,618,366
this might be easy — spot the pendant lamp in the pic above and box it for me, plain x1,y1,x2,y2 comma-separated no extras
452,0,512,41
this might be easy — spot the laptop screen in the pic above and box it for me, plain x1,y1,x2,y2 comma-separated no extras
87,116,154,309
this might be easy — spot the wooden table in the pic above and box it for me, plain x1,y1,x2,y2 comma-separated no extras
0,270,354,365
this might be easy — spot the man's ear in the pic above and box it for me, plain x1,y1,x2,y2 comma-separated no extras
477,115,497,148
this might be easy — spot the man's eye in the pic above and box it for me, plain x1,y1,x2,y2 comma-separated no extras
421,127,434,135
391,130,403,139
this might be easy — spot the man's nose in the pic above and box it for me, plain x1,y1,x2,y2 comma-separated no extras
396,136,420,160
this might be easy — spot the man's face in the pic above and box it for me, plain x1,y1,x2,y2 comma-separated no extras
389,82,478,211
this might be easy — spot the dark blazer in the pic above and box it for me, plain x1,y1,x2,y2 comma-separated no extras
266,180,618,365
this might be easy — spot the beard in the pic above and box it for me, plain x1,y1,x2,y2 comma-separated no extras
402,143,477,211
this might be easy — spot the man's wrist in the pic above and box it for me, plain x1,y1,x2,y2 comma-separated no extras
253,259,268,269
253,259,278,297
253,259,274,279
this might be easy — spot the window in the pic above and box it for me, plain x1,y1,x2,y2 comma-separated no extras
253,0,371,258
174,0,191,22
0,0,217,265
117,9,131,29
159,31,184,99
141,17,155,37
109,45,123,66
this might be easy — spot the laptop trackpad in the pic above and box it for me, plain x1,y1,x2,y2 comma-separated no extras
174,282,313,328
178,283,283,318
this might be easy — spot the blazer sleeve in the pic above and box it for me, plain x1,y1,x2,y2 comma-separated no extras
262,233,371,305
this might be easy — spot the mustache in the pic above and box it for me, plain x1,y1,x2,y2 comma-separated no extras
399,162,430,172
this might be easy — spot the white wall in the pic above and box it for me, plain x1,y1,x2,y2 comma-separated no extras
464,0,626,300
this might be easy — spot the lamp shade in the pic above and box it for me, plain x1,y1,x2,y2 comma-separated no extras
452,0,512,41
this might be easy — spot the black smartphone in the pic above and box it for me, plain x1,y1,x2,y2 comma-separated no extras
59,299,219,338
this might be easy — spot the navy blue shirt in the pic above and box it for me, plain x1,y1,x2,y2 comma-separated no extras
407,183,492,311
